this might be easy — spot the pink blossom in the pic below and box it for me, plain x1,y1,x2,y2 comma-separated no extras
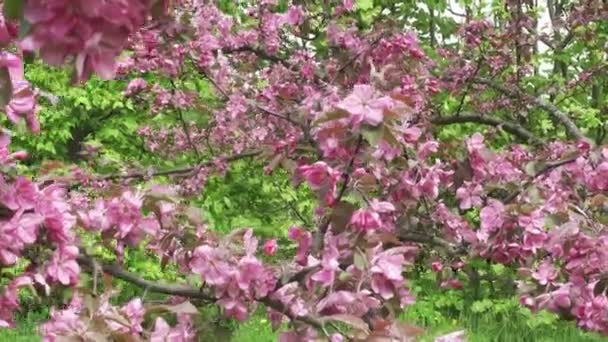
124,78,147,96
350,209,382,233
431,262,443,273
337,84,393,126
417,140,439,159
217,298,248,321
311,238,340,286
331,334,345,342
532,261,558,286
21,0,149,81
403,126,422,143
370,199,396,213
440,279,463,290
150,317,194,342
298,162,339,190
190,245,231,287
283,6,304,26
45,246,80,286
456,181,483,210
0,53,38,132
369,247,413,300
40,307,86,341
263,239,278,256
343,0,355,11
478,200,505,241
288,227,312,265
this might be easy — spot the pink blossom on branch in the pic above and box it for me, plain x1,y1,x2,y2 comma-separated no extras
337,84,394,126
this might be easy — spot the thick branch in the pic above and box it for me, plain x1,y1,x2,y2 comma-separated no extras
473,77,591,144
431,114,542,144
76,255,324,330
398,232,462,257
97,150,261,182
77,255,215,300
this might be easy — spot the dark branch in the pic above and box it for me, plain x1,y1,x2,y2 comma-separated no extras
170,80,201,158
96,150,261,182
397,232,461,256
431,114,543,144
312,135,364,254
77,255,215,300
473,77,591,144
77,255,324,330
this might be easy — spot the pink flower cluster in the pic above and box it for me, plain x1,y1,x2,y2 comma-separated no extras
0,175,77,327
0,52,38,132
20,0,153,82
298,161,342,206
78,190,160,259
190,230,276,321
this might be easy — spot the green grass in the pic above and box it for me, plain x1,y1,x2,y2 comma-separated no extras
400,297,606,342
2,304,606,342
0,311,46,342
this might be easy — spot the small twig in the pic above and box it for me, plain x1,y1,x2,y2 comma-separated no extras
200,69,303,127
169,80,201,158
503,153,580,203
95,150,261,182
77,255,215,301
312,135,364,254
397,232,462,256
287,201,313,227
221,46,289,67
453,57,484,117
330,35,385,84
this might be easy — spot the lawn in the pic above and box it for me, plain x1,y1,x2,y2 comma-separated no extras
2,298,604,342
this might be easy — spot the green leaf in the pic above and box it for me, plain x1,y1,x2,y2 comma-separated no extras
354,250,367,270
361,125,383,146
357,0,374,11
4,0,24,20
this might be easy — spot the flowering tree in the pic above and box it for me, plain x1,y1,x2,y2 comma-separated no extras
1,0,608,340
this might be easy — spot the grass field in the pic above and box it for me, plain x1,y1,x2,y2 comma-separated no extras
2,300,605,342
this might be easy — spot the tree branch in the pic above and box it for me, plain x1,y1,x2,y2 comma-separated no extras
397,232,461,256
96,150,262,182
473,77,591,144
170,80,201,158
431,113,543,144
503,153,581,203
77,255,215,300
76,254,324,330
312,135,363,254
221,46,288,67
198,69,303,128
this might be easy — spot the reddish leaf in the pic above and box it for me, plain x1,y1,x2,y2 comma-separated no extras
0,66,12,107
452,158,473,189
314,108,350,125
330,201,356,234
